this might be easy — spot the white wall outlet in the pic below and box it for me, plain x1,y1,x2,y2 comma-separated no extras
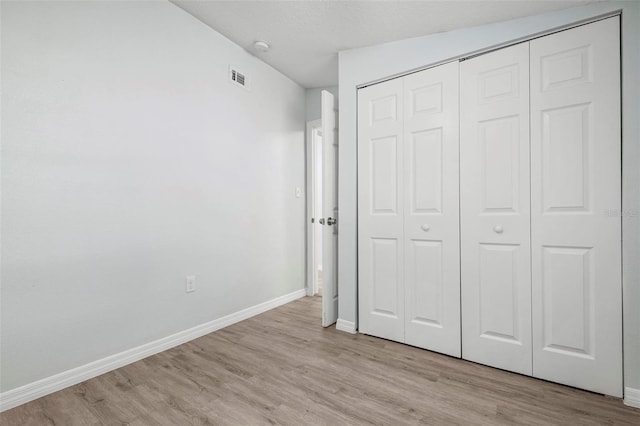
185,275,196,293
295,187,302,198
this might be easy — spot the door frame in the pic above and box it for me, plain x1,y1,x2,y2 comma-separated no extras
306,119,322,297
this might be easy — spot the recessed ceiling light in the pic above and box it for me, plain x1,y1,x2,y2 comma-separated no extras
254,41,270,53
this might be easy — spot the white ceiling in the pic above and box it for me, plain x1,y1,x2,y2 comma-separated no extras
172,0,598,88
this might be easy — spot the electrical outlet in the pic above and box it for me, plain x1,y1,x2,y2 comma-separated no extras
185,275,196,293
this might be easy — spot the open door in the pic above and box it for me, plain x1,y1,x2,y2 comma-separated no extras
321,90,338,327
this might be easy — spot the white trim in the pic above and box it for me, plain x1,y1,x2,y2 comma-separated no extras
0,288,307,413
624,387,640,409
336,318,357,334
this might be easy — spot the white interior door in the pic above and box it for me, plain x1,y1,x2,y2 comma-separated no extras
530,17,622,397
314,128,323,295
403,62,461,357
321,90,339,327
460,43,532,375
358,78,405,341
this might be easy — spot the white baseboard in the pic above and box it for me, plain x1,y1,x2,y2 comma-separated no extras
625,387,640,409
0,288,306,413
336,318,357,334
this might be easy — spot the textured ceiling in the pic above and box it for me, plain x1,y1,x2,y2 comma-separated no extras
172,0,598,88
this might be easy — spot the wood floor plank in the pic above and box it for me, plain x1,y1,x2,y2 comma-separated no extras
1,296,638,425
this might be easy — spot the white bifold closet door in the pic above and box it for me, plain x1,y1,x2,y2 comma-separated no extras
460,43,532,375
530,17,622,397
358,16,621,397
358,62,461,356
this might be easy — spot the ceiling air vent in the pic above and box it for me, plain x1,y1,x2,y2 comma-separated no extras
229,66,249,90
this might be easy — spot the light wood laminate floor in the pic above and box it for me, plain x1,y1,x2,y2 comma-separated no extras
1,296,638,425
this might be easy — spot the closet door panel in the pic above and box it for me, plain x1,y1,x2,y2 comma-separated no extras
358,78,405,342
404,62,461,356
530,17,622,397
460,43,532,375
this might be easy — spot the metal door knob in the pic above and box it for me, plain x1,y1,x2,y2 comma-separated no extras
493,225,504,234
327,217,337,226
421,224,430,232
319,218,325,225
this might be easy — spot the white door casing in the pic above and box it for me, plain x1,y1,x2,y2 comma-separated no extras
358,77,405,341
403,62,461,356
322,90,339,327
460,42,533,375
306,120,322,297
530,17,622,397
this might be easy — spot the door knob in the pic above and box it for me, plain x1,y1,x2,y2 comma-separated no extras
319,218,325,225
421,224,430,232
493,225,504,234
327,217,337,226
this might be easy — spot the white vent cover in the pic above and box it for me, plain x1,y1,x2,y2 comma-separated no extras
229,66,249,90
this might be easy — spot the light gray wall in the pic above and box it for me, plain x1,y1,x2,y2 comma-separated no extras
0,0,306,392
338,1,640,391
305,86,338,123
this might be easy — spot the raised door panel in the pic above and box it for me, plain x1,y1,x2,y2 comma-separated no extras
478,244,523,344
358,78,404,342
541,104,590,212
479,116,521,213
407,240,443,327
541,246,594,358
371,136,399,214
530,17,622,397
404,61,461,357
371,238,400,317
410,128,442,214
371,94,398,123
460,42,532,375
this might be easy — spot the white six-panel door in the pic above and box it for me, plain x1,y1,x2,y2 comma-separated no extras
321,90,339,327
530,17,622,397
358,77,405,342
460,43,533,375
403,62,461,357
